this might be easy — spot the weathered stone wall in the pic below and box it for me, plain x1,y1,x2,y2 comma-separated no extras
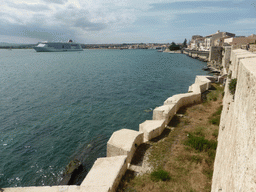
211,50,256,191
183,49,209,61
209,46,222,62
222,46,231,73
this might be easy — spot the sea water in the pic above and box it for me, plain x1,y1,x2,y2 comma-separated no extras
0,49,210,187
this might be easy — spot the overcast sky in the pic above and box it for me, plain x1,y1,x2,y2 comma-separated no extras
1,0,256,44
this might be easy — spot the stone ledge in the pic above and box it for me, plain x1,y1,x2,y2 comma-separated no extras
107,129,143,164
81,155,127,192
139,120,165,142
152,104,176,126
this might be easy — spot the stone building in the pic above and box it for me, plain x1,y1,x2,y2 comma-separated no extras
224,34,256,46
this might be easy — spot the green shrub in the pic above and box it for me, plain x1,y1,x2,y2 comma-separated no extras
150,169,171,181
185,134,217,152
209,117,220,125
229,78,237,95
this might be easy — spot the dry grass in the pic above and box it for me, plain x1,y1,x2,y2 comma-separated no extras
117,83,224,192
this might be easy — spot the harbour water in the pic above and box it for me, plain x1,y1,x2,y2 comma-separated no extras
0,49,210,187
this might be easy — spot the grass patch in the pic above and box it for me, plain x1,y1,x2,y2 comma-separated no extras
212,129,219,138
203,83,224,104
194,126,205,137
150,169,171,182
209,105,222,126
184,134,217,152
117,82,223,192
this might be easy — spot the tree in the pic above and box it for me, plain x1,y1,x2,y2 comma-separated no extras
169,42,180,50
182,38,187,48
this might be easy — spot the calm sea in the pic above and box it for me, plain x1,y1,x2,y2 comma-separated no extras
0,49,209,187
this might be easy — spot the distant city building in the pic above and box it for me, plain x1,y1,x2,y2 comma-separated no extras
189,30,236,51
224,34,256,45
204,30,235,50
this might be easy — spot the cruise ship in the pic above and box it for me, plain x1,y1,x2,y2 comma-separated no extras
33,40,83,52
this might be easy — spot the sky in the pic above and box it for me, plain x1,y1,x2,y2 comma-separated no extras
1,0,256,44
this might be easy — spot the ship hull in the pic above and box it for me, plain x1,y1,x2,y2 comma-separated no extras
33,42,83,52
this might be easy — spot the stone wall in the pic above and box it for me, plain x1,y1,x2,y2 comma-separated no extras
183,49,209,62
222,46,231,73
211,49,256,191
209,46,223,62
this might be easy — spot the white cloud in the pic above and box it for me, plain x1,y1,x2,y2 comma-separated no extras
0,0,254,43
235,18,256,24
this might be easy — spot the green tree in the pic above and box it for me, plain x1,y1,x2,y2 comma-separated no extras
182,38,187,48
169,42,180,50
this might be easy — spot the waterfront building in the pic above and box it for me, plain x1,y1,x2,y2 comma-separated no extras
204,30,235,50
224,34,256,46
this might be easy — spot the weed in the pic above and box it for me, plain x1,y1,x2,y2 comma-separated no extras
213,106,223,116
229,78,237,95
209,105,222,126
194,126,205,137
203,169,213,180
184,134,217,152
212,129,218,138
209,117,220,125
191,155,203,164
150,169,171,182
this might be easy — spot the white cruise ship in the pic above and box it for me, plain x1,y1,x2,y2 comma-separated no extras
33,40,83,52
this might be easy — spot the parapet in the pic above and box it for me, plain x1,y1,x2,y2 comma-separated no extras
139,120,165,142
107,129,143,164
152,104,176,125
81,155,127,192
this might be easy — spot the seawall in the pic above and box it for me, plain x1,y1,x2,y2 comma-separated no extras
211,49,256,191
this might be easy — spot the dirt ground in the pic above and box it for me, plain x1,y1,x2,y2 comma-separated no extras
117,83,224,192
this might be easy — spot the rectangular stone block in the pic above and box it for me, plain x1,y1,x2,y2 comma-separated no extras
139,120,165,142
152,104,176,125
81,156,127,192
107,129,143,164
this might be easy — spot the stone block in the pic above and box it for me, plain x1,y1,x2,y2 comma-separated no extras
107,129,143,164
152,104,176,125
139,120,165,142
164,93,201,108
81,156,127,192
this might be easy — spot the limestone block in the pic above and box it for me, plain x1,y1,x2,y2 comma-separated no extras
188,83,201,93
139,120,165,142
232,53,256,78
152,104,176,125
107,129,143,164
195,76,211,91
180,92,201,106
81,156,127,192
164,93,201,108
231,49,249,68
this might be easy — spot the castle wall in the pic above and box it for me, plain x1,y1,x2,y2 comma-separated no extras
211,50,256,191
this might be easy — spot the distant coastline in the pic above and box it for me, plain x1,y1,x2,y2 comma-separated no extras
0,42,173,50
